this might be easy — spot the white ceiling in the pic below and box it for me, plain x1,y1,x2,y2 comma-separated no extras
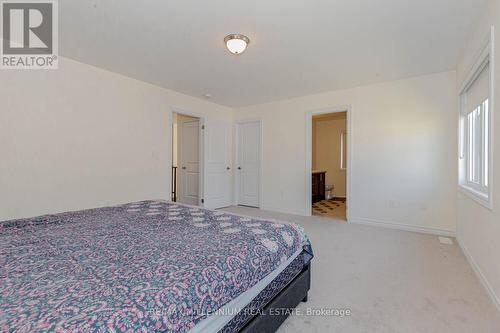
60,0,487,107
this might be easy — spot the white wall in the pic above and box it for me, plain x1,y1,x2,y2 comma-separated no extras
456,0,500,311
234,71,458,234
0,57,232,221
313,115,347,197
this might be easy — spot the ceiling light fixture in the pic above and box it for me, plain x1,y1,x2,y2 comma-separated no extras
224,34,250,55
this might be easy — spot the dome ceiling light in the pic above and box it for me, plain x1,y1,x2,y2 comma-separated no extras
224,34,250,55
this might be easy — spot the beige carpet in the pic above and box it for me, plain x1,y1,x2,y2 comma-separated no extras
222,206,500,333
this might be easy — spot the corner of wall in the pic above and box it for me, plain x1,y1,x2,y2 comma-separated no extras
456,234,500,313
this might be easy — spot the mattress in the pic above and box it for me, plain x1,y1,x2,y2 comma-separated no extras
0,201,313,332
192,250,305,333
213,251,308,333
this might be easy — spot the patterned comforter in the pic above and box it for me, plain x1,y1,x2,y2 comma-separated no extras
0,201,312,332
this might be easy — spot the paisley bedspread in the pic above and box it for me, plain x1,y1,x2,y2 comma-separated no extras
0,201,312,332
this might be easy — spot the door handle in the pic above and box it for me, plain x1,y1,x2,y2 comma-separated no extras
226,167,231,170
237,167,242,170
182,166,187,170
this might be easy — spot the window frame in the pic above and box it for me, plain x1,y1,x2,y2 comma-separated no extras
340,129,347,171
463,100,489,191
458,28,495,210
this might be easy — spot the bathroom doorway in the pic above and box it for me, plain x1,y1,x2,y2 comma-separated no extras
310,111,348,221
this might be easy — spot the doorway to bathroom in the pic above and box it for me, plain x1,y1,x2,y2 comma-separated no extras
310,111,348,221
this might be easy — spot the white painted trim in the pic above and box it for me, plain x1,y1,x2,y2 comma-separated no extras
458,185,491,209
457,235,500,313
169,107,206,207
458,26,495,210
350,217,456,237
305,106,352,220
234,119,263,209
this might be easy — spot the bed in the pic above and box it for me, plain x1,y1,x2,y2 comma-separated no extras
0,200,313,332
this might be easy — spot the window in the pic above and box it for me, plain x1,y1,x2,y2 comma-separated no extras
459,46,493,208
340,130,347,170
463,99,489,189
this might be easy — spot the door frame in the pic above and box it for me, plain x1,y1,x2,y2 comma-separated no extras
168,107,205,206
234,119,263,208
305,106,352,221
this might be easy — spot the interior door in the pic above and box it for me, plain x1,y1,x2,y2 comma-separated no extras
203,119,232,209
179,119,200,205
237,121,261,207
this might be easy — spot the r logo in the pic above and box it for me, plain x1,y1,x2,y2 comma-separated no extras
1,1,57,69
2,2,53,54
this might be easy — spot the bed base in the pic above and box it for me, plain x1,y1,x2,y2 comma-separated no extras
239,262,311,333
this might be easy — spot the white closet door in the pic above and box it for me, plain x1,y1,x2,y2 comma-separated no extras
203,119,232,209
237,121,261,207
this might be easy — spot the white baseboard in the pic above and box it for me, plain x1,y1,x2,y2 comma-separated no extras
349,217,456,237
457,235,500,313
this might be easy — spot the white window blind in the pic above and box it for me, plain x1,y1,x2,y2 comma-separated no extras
463,64,490,116
460,62,491,204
